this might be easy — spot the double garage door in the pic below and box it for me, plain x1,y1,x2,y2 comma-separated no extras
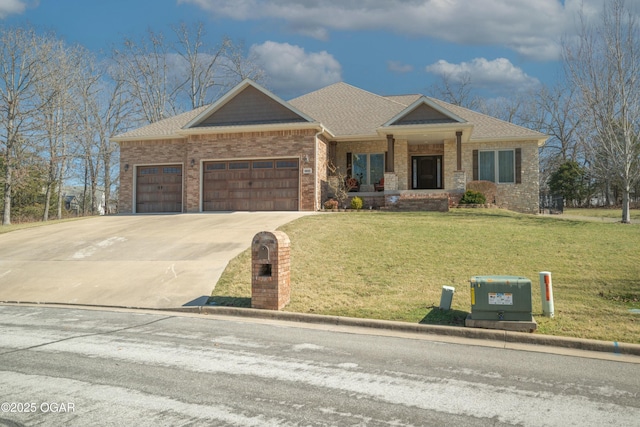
203,159,299,211
135,159,300,213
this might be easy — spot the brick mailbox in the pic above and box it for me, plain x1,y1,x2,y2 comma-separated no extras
251,231,291,310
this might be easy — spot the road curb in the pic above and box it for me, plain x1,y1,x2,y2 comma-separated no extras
163,305,640,357
2,301,639,357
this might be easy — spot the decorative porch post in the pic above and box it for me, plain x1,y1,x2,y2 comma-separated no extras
384,134,398,192
454,131,466,192
456,131,462,171
386,134,395,173
329,141,337,167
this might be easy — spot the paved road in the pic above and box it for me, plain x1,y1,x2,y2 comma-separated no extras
0,212,310,308
0,305,638,426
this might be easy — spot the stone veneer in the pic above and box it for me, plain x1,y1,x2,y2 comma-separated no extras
118,128,324,213
336,138,540,214
460,140,540,214
120,131,539,214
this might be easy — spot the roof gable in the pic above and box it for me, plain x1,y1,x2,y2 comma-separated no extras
288,82,409,137
384,97,466,127
185,79,314,129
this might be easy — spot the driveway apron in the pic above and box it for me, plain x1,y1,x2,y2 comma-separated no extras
0,212,311,308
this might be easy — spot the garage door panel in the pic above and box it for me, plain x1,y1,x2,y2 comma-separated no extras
229,189,252,199
136,165,182,213
203,159,299,211
252,200,275,211
204,200,229,211
274,199,297,211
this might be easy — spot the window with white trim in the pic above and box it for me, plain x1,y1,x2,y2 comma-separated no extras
479,150,515,183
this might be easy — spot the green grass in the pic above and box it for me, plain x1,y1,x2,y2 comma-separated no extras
564,207,640,221
214,209,640,344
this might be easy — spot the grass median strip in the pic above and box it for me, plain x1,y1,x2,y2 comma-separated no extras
213,209,640,344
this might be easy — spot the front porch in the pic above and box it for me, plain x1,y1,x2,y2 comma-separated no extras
340,189,463,212
374,168,466,211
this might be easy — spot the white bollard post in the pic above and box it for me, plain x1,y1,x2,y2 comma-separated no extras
539,271,555,318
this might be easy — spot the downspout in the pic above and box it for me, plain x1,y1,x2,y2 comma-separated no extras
314,125,325,211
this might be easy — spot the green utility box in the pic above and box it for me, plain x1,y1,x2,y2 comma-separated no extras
470,276,532,321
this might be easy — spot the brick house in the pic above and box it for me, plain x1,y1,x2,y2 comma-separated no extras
112,79,547,214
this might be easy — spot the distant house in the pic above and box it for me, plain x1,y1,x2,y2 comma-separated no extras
64,195,80,214
62,187,107,215
112,79,547,214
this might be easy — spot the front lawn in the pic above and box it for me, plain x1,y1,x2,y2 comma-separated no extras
213,209,640,344
564,207,640,221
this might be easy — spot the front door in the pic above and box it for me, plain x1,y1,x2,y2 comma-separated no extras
412,156,442,189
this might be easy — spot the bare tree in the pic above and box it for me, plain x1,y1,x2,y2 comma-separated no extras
428,72,480,110
534,83,583,163
111,29,180,124
476,95,528,125
94,74,132,214
564,0,640,223
528,83,588,191
0,26,55,225
326,161,358,209
76,54,133,215
173,22,231,109
33,41,84,220
113,25,265,126
219,38,265,85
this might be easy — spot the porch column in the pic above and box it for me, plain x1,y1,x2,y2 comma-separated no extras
456,131,462,171
386,134,395,173
329,141,337,167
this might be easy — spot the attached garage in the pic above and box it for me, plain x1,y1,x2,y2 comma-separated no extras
203,158,299,211
114,80,324,214
136,165,183,213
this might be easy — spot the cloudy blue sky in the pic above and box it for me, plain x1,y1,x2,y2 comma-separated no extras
1,0,636,100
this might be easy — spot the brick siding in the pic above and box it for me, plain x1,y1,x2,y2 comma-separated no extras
118,129,321,213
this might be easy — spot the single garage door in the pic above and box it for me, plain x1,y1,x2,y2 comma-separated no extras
203,159,299,211
136,165,183,213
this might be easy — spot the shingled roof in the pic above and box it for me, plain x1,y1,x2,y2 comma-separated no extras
112,80,546,143
428,98,546,141
111,105,210,141
289,82,546,142
288,82,410,137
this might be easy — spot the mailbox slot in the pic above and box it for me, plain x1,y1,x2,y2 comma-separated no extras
258,244,270,261
259,264,272,277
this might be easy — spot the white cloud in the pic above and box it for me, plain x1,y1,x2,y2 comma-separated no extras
179,0,572,61
249,41,342,98
0,0,29,18
426,57,540,94
387,61,413,73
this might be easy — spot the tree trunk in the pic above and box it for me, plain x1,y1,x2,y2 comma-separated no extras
2,156,11,225
57,165,64,220
43,185,51,221
622,185,631,224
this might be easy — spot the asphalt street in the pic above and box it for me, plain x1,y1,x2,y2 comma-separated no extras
0,305,638,426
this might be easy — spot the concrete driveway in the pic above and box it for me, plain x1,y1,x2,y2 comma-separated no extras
0,212,312,308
